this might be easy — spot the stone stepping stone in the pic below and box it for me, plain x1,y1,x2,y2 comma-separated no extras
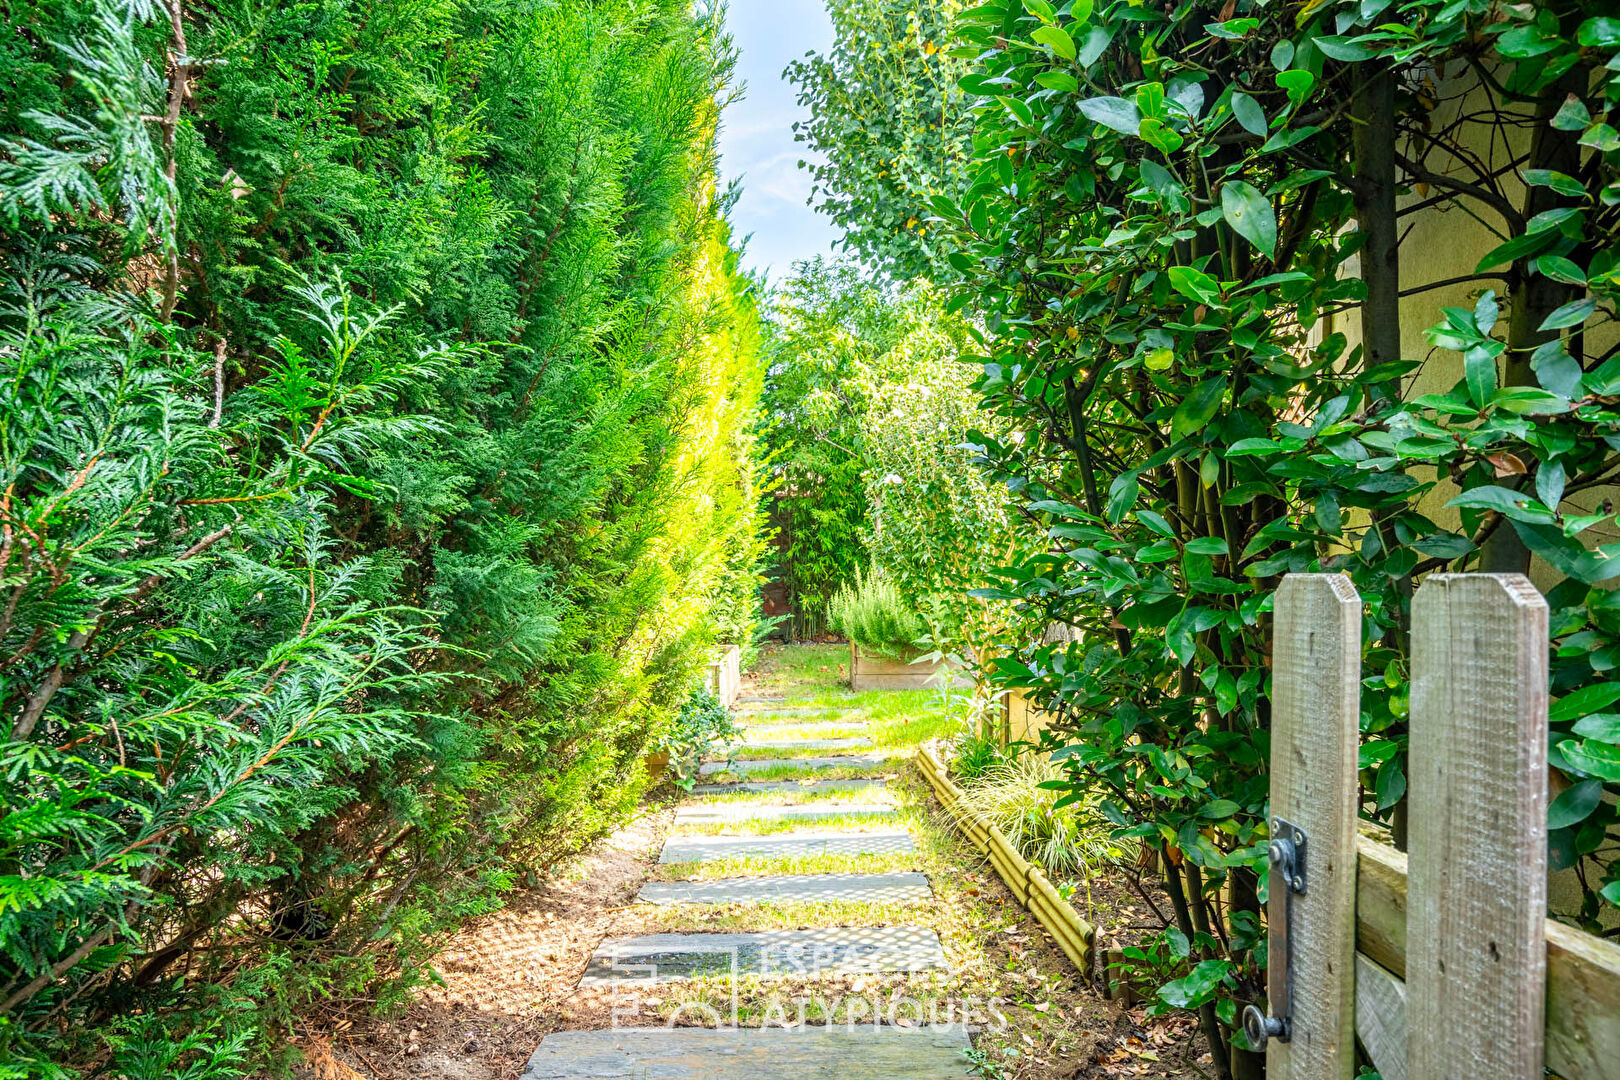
698,755,889,776
673,801,895,826
579,925,947,984
659,828,913,864
521,1025,974,1079
689,778,888,796
637,872,932,906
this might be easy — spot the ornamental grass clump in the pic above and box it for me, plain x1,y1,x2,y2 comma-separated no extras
956,753,1132,880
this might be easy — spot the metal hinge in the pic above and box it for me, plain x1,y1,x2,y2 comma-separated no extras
1242,817,1308,1050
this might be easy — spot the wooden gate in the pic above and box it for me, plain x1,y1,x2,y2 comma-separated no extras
1259,574,1620,1080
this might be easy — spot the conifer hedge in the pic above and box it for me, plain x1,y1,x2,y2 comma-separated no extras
0,0,765,1073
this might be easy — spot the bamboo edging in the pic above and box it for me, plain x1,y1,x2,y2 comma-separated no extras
914,743,1097,979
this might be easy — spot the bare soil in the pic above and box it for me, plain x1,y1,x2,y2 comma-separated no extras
291,809,672,1080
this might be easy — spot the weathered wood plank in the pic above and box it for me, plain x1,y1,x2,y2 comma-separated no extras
1354,834,1408,979
1268,573,1361,1080
1408,574,1548,1080
1544,919,1620,1080
1354,953,1407,1080
1354,831,1620,1080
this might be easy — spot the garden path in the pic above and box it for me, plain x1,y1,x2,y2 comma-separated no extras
516,677,977,1078
295,646,1196,1080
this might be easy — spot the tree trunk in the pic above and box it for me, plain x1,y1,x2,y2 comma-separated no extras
1352,64,1401,403
1162,848,1234,1080
1480,64,1588,573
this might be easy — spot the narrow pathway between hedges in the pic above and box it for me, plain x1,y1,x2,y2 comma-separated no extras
464,644,1205,1080
516,660,976,1078
297,646,1198,1079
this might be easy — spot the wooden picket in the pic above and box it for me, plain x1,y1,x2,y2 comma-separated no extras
1408,575,1548,1078
1266,574,1361,1080
1262,572,1620,1080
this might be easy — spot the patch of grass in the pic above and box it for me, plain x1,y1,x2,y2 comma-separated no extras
699,761,900,783
730,723,869,740
743,644,851,698
691,782,896,805
671,811,901,836
636,899,929,930
723,743,879,762
649,849,922,882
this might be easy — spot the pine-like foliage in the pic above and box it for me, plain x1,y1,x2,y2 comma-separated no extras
0,0,766,1073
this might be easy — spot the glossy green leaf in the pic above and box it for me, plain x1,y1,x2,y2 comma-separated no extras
1539,298,1595,331
1230,92,1267,137
1171,377,1227,440
1558,738,1620,782
1167,265,1222,306
1220,181,1276,257
1032,24,1076,61
1078,95,1141,135
1275,69,1314,109
1549,779,1603,829
1573,714,1620,742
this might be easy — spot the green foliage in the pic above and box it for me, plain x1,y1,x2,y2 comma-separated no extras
762,262,992,643
950,727,1008,784
0,0,767,1072
787,0,975,279
956,753,1131,878
862,336,1034,673
828,569,925,658
833,0,1620,1069
761,260,921,635
654,685,743,786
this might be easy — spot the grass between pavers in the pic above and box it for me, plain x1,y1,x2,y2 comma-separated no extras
635,898,933,930
722,742,883,761
614,643,1188,1075
647,849,921,882
688,782,896,805
698,761,900,783
616,761,1121,1070
670,811,902,837
729,723,870,740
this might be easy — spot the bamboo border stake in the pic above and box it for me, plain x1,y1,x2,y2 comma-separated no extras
1267,573,1360,1080
1408,574,1548,1079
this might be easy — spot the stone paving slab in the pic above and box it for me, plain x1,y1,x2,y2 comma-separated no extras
637,872,932,906
521,1025,974,1079
698,754,890,775
659,828,914,864
689,778,889,796
579,925,947,984
673,801,895,826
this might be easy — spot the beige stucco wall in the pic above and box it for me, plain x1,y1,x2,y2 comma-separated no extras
1334,64,1617,926
1335,64,1618,590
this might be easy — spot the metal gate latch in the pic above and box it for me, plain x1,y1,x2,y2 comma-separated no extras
1242,817,1307,1050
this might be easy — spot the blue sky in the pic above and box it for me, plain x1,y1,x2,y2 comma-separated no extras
718,1,842,283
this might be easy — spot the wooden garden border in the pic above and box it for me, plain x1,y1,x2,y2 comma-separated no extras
914,743,1096,978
